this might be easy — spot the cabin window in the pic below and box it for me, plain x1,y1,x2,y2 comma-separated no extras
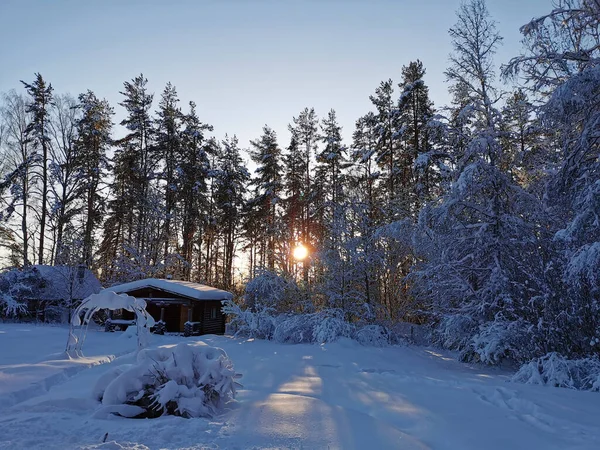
210,307,217,319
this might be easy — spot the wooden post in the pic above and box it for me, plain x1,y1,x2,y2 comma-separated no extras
188,303,193,322
160,307,165,322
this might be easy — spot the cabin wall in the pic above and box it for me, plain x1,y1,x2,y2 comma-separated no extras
202,300,226,335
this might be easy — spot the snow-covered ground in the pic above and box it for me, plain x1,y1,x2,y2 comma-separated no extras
1,324,599,450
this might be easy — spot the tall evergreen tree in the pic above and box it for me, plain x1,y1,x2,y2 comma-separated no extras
397,60,435,211
249,126,283,271
214,135,249,288
99,74,155,282
370,79,401,217
21,73,54,264
75,90,113,268
279,137,303,274
288,108,319,282
178,101,212,280
155,82,183,263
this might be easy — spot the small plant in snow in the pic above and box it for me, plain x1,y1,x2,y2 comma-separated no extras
94,342,241,418
512,353,600,392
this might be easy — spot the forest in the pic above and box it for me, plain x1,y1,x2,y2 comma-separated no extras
0,0,599,374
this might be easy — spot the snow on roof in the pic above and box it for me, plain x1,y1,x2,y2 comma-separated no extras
32,265,102,300
104,278,233,301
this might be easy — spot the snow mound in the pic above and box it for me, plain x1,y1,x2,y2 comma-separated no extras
313,316,355,343
512,353,600,391
272,314,317,344
94,342,241,418
355,325,393,347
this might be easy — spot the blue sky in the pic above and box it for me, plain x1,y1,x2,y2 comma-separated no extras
0,0,551,149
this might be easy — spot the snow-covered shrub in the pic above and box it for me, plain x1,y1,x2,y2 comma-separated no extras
432,314,477,352
0,267,41,317
355,324,393,347
273,314,318,344
272,310,356,344
512,353,600,391
471,318,535,365
94,342,241,418
313,313,355,344
243,269,299,312
93,365,133,401
222,298,277,340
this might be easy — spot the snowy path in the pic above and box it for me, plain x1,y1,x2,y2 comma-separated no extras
1,324,599,449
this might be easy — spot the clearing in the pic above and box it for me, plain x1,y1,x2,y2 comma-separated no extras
0,323,599,449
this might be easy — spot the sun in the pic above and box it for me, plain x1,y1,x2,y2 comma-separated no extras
292,244,309,261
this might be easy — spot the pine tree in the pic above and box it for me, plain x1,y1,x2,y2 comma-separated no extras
214,135,249,288
279,137,304,274
349,112,383,308
155,82,183,264
118,74,155,254
249,126,283,271
99,74,155,282
288,108,319,282
369,80,401,217
397,60,435,212
75,90,113,268
21,73,54,264
178,101,212,280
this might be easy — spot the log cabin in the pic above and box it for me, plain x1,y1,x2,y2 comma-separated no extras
103,278,232,335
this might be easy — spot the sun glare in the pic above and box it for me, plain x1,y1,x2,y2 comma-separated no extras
293,244,309,261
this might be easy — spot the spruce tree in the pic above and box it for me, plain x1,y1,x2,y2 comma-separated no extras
288,108,319,282
75,90,113,268
397,60,435,212
178,101,212,280
155,82,183,263
214,135,249,288
369,79,401,217
249,125,283,271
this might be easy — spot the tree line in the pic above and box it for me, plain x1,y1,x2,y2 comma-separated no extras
1,0,598,364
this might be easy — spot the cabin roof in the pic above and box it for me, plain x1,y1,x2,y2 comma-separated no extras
103,278,233,301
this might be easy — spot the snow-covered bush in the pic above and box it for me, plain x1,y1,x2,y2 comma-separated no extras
0,267,42,317
243,269,300,312
225,301,400,347
272,310,357,344
273,314,318,344
222,298,277,340
512,353,600,391
94,342,241,418
432,314,477,352
355,325,394,347
471,318,535,365
313,315,355,344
